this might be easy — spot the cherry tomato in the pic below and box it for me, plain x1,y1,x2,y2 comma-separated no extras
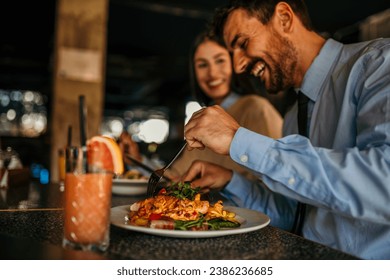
149,213,162,220
158,188,167,195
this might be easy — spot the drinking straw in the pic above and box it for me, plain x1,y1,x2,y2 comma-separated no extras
78,95,88,173
67,125,72,147
78,95,87,147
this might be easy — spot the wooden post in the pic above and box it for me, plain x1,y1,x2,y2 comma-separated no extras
50,0,108,182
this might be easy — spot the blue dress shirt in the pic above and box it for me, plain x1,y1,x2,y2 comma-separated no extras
222,38,390,259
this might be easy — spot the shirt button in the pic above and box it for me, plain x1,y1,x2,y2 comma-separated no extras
288,177,295,185
240,154,248,163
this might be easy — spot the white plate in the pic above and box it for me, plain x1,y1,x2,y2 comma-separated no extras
112,179,148,196
110,205,270,238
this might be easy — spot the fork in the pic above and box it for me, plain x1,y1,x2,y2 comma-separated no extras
147,141,187,197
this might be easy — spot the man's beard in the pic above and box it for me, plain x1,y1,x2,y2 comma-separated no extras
263,30,298,94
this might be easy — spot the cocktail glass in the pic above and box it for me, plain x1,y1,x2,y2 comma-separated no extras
62,146,112,252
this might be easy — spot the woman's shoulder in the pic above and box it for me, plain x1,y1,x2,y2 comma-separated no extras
227,94,283,137
229,94,283,120
232,94,275,110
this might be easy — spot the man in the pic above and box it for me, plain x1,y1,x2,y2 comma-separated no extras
182,0,390,259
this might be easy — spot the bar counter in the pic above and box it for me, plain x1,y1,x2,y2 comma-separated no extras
0,180,358,260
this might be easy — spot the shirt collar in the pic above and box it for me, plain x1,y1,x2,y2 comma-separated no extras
300,39,343,102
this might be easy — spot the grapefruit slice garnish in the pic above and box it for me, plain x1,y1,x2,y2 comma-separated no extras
87,135,124,175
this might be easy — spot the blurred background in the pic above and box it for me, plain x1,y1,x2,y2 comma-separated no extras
0,0,389,182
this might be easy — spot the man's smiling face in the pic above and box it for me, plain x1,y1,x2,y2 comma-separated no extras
223,8,298,93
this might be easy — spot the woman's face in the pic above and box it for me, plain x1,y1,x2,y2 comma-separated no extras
194,40,232,104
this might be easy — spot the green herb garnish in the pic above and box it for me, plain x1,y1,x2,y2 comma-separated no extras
165,181,200,200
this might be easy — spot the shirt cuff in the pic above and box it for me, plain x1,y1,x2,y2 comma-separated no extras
230,127,274,170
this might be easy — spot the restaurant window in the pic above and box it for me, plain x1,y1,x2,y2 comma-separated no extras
101,108,169,141
0,89,47,137
101,107,170,156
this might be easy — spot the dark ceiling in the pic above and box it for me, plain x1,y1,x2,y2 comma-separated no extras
107,0,389,57
0,0,389,117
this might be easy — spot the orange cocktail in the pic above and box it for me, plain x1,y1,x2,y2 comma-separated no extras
63,173,112,251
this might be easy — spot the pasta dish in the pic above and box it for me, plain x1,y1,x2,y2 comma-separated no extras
127,182,240,230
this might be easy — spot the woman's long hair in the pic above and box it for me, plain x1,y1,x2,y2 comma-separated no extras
188,31,245,106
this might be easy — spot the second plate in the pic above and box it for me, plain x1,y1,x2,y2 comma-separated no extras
112,178,148,196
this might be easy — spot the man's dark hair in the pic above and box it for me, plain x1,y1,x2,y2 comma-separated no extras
212,0,313,42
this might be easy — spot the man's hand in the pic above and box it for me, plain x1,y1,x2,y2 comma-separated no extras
181,160,233,192
184,105,240,155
